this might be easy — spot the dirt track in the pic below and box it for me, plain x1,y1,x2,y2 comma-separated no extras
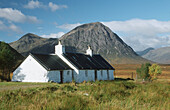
0,83,50,92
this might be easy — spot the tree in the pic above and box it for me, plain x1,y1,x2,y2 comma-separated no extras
149,64,162,81
0,42,17,81
136,63,151,81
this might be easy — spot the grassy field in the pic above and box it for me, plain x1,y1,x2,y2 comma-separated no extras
0,80,169,110
0,64,169,109
113,64,170,82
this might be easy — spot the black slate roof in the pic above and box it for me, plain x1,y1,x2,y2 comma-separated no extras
30,53,72,70
63,53,114,70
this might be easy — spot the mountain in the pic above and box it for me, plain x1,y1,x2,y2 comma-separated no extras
59,22,150,64
10,22,151,64
142,47,170,64
10,33,59,56
136,47,154,56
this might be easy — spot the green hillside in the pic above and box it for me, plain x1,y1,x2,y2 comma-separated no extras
0,41,24,81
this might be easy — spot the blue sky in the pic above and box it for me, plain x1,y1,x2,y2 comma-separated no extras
0,0,170,51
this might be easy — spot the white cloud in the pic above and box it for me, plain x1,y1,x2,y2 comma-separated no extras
56,19,170,51
0,8,39,23
49,2,67,11
9,24,22,33
102,19,170,36
0,20,7,30
37,27,43,30
0,20,22,33
102,19,170,51
24,0,43,9
41,32,65,38
56,23,81,30
24,1,67,11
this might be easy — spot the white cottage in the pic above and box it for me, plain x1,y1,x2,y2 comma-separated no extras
12,41,115,83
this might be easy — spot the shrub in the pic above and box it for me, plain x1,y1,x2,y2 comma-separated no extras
149,64,162,81
136,63,151,81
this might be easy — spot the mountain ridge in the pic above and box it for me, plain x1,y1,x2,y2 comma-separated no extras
136,47,155,56
10,22,151,64
59,22,149,64
142,47,170,64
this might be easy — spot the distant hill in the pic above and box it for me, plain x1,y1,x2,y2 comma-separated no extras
10,22,151,64
136,47,154,56
142,47,170,64
10,33,59,56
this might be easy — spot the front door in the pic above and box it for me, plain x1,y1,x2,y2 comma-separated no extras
95,70,97,80
60,71,63,83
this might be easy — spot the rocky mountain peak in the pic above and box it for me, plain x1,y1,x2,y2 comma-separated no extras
10,22,150,64
58,22,148,63
19,33,43,40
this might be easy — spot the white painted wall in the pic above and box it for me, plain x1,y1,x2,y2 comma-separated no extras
12,55,48,82
47,71,60,83
63,70,72,83
96,70,114,81
96,70,101,80
102,70,108,80
87,70,95,82
48,70,72,83
108,70,114,80
73,70,95,83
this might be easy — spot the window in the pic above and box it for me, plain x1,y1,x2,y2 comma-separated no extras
67,71,70,75
101,70,103,77
85,70,88,77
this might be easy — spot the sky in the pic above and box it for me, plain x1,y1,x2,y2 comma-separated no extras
0,0,170,51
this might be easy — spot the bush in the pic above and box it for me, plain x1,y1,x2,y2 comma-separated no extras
136,63,151,81
149,64,162,81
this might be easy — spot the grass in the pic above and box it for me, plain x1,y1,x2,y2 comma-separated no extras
0,64,169,109
0,80,169,110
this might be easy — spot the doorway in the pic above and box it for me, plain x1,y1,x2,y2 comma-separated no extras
60,71,63,83
95,70,97,80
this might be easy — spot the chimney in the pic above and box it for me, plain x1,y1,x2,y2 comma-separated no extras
86,45,93,56
55,41,65,55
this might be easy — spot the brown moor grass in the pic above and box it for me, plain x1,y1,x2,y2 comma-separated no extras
0,80,169,110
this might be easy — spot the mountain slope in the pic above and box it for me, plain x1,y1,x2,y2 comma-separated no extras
0,41,24,71
10,22,151,64
10,33,59,56
136,47,154,56
142,47,170,64
0,41,23,60
59,22,150,64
